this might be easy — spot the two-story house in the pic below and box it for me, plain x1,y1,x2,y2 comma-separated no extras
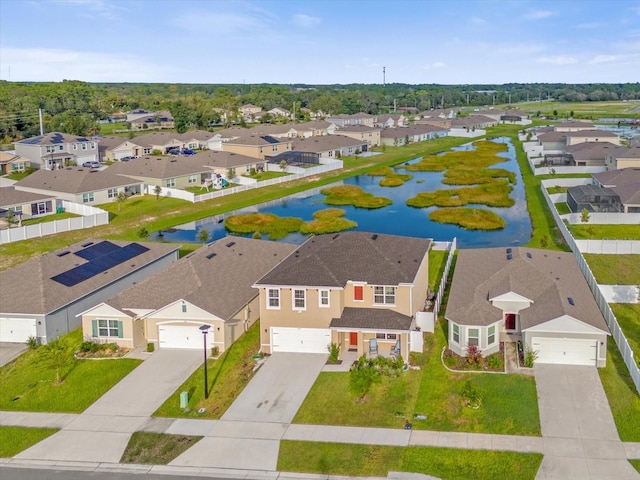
253,232,432,360
15,132,99,170
334,125,381,150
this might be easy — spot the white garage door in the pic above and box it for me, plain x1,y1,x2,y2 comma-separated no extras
0,317,37,343
158,324,212,350
271,327,331,354
532,337,597,366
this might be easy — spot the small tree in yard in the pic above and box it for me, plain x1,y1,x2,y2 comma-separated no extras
138,226,149,239
41,338,72,385
581,208,590,224
116,191,127,211
279,160,287,173
154,185,162,200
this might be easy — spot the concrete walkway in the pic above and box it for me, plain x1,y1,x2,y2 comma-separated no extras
0,343,27,367
534,364,638,479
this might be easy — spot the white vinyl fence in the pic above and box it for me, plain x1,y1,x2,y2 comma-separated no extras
543,187,640,393
0,201,109,244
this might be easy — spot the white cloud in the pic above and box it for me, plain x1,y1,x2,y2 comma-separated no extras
432,62,445,68
292,14,320,27
538,56,578,65
51,0,124,20
521,10,554,21
574,22,603,29
588,55,617,64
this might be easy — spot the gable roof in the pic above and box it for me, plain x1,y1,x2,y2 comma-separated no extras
254,232,431,288
0,186,55,207
594,167,640,187
0,240,178,315
104,237,296,320
16,132,92,146
292,134,366,153
14,166,141,194
445,247,608,333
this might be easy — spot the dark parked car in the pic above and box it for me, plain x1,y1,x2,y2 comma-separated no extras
82,161,101,168
182,148,196,155
167,148,181,155
120,156,132,162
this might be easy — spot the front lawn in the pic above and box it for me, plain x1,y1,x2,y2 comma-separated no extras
21,212,81,226
568,224,640,240
294,320,540,435
598,340,640,442
154,321,261,418
278,441,543,480
583,254,640,284
610,304,640,360
120,432,202,464
0,426,58,457
0,330,141,413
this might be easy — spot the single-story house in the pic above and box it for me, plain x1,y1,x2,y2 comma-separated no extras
81,237,296,351
565,130,620,147
593,168,640,213
445,247,610,367
562,142,618,167
268,107,291,118
553,121,596,132
0,187,57,220
221,135,293,160
98,136,144,161
604,146,640,170
380,124,447,147
0,151,30,175
253,232,432,359
292,134,367,158
0,240,179,344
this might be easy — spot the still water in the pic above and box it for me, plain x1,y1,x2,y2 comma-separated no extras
156,137,532,248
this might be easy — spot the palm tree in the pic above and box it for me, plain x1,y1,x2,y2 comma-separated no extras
154,185,162,200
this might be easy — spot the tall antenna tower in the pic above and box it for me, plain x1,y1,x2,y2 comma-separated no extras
383,66,386,86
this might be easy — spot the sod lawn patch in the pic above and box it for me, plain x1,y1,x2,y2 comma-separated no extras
555,202,570,215
546,186,567,194
0,330,141,413
583,254,640,285
0,426,58,457
429,208,506,230
321,185,392,209
428,249,449,292
278,441,543,480
598,340,640,442
610,304,640,358
630,459,640,473
154,321,261,418
120,432,202,464
568,224,640,240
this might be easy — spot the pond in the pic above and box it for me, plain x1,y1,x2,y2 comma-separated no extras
156,137,532,248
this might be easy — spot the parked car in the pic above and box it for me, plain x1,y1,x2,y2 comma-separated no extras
82,161,101,168
167,148,181,155
120,156,132,162
182,148,196,155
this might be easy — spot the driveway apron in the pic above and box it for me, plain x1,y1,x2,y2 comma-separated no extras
15,350,202,464
534,364,637,480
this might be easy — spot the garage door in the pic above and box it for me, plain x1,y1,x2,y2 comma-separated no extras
532,337,597,366
158,324,213,350
0,317,37,343
271,327,331,354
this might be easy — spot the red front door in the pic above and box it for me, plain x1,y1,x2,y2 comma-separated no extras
349,332,358,349
505,313,516,330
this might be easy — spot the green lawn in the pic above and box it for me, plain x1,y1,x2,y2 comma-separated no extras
0,426,58,457
630,460,640,473
598,340,640,442
428,249,449,292
0,330,141,412
244,171,290,181
278,441,543,480
120,432,202,464
610,304,640,359
294,319,540,435
21,212,81,226
547,186,567,194
555,202,570,215
583,254,640,284
569,224,640,240
154,321,261,418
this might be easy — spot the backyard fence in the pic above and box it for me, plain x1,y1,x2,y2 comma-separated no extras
543,188,640,394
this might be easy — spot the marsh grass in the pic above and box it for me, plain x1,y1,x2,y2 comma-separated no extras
224,212,303,240
321,185,392,209
430,208,506,230
407,182,514,208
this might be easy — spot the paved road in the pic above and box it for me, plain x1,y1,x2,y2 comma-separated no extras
0,466,240,480
0,343,27,367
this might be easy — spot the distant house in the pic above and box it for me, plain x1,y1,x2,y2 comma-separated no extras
0,187,57,220
335,125,381,149
380,124,447,147
553,121,596,132
267,107,291,118
325,113,374,127
0,239,179,344
565,130,620,147
0,151,30,175
14,132,99,170
292,134,367,158
604,146,640,170
253,232,432,358
239,104,263,121
445,247,609,367
81,237,296,352
222,135,293,160
129,110,174,131
374,114,409,129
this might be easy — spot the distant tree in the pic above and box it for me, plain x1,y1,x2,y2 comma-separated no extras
154,185,162,199
197,228,210,244
116,191,127,211
279,160,287,172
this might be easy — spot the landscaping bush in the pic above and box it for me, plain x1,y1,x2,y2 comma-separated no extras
327,342,340,364
466,343,483,366
146,342,155,353
524,347,538,368
26,336,40,350
211,346,219,357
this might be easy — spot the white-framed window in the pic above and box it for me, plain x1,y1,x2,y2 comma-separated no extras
373,286,395,305
97,319,120,337
188,175,197,184
144,148,151,154
81,143,87,150
165,178,176,187
488,325,496,345
319,289,330,308
468,328,479,346
293,289,306,310
73,144,78,150
90,142,96,149
10,205,22,214
452,324,460,344
82,192,94,203
59,145,64,151
267,288,280,309
108,188,117,199
272,145,278,152
375,333,398,340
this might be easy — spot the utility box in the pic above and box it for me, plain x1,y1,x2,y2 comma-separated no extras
180,391,188,409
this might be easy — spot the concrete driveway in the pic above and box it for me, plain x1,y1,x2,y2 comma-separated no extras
534,364,637,479
222,353,327,424
0,343,27,367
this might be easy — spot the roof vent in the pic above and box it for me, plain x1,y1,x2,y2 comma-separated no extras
81,241,94,247
526,252,532,258
506,247,512,254
568,297,575,306
206,253,216,259
507,254,513,260
56,251,70,257
371,234,378,240
332,234,340,240
226,241,235,248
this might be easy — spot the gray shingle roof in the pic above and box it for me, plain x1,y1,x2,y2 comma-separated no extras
14,166,141,194
0,240,179,315
292,134,365,152
16,132,91,146
104,237,297,320
330,307,412,330
255,232,431,288
445,247,609,332
0,186,55,207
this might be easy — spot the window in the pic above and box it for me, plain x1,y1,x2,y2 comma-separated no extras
468,328,479,346
81,143,87,150
452,324,460,344
10,205,22,214
354,285,364,301
90,142,95,149
96,319,120,338
488,326,496,345
375,333,397,340
181,303,187,313
144,148,151,154
188,175,197,184
82,192,94,203
267,289,280,309
59,145,64,151
108,188,117,199
293,289,306,309
165,178,176,187
319,289,330,307
73,144,78,150
374,286,396,305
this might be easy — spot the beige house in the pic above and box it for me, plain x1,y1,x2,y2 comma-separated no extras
335,125,381,149
129,110,174,131
81,237,296,351
553,121,595,132
98,136,144,161
565,130,620,147
446,248,610,367
0,187,57,220
239,104,263,121
292,134,367,158
253,232,432,360
222,135,293,160
604,145,640,170
0,152,30,175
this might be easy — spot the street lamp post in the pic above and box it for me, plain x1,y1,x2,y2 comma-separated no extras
199,324,211,399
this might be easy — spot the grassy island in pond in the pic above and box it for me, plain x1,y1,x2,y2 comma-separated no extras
224,213,303,240
407,182,514,208
368,167,413,187
321,185,392,209
300,209,357,235
430,208,506,230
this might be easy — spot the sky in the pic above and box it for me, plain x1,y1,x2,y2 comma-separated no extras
1,0,639,85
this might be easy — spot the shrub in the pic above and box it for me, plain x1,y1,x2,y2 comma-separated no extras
461,380,482,408
327,342,340,364
487,353,503,370
466,343,483,366
211,346,220,357
26,336,40,349
146,342,155,353
79,341,100,353
524,347,538,368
